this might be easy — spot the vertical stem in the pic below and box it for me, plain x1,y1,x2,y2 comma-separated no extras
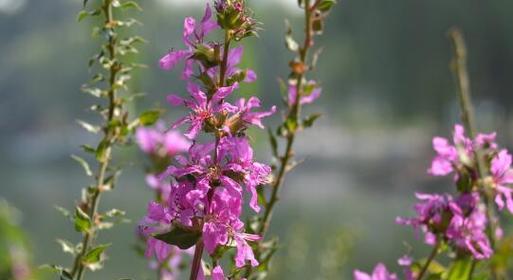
219,30,231,88
70,1,118,279
448,27,497,247
257,0,314,238
189,241,204,280
190,24,231,280
449,27,498,279
417,242,439,280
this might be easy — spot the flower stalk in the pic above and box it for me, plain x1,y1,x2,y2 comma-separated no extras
48,0,145,279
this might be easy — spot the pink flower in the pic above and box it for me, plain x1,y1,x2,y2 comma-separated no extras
491,150,513,213
428,137,458,176
212,265,226,280
159,4,218,78
397,192,492,260
353,263,398,280
288,80,322,106
168,83,239,139
136,125,190,157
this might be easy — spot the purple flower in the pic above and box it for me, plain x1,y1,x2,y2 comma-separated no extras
428,124,472,176
234,97,276,130
428,136,458,176
397,192,492,260
136,124,191,157
168,83,239,139
159,4,218,78
212,265,225,280
353,263,398,280
491,150,513,213
288,80,322,106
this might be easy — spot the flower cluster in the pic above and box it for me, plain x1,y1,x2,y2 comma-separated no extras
428,124,513,214
354,263,398,280
136,124,191,279
397,192,491,259
354,124,513,279
142,2,275,278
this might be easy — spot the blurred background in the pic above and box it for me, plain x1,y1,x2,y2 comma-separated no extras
2,0,513,279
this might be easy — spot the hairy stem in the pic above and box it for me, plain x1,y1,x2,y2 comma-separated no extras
257,0,315,238
70,1,118,279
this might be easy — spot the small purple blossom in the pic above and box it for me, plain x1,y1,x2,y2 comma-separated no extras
397,192,492,259
288,80,322,106
168,83,239,139
159,4,218,78
491,150,513,213
353,263,398,280
136,124,191,157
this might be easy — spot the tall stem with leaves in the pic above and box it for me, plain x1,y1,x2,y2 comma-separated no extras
47,1,147,279
246,0,336,277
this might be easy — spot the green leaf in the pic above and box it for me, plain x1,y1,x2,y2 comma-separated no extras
74,207,91,233
82,244,110,267
303,113,322,128
154,226,201,250
285,117,298,133
77,120,101,134
81,144,96,154
139,110,161,126
96,140,110,163
446,257,473,280
121,1,142,11
317,0,337,12
77,10,89,22
71,155,93,177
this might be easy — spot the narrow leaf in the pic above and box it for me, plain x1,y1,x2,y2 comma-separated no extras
77,120,101,134
77,10,89,22
71,155,93,176
121,1,142,11
139,110,161,126
317,0,337,12
303,113,322,128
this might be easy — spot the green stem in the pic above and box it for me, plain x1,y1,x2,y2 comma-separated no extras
219,30,231,87
257,0,314,237
417,242,439,280
70,1,118,279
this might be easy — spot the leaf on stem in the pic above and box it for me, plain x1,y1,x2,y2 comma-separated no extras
71,155,93,177
74,206,92,233
154,226,201,250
